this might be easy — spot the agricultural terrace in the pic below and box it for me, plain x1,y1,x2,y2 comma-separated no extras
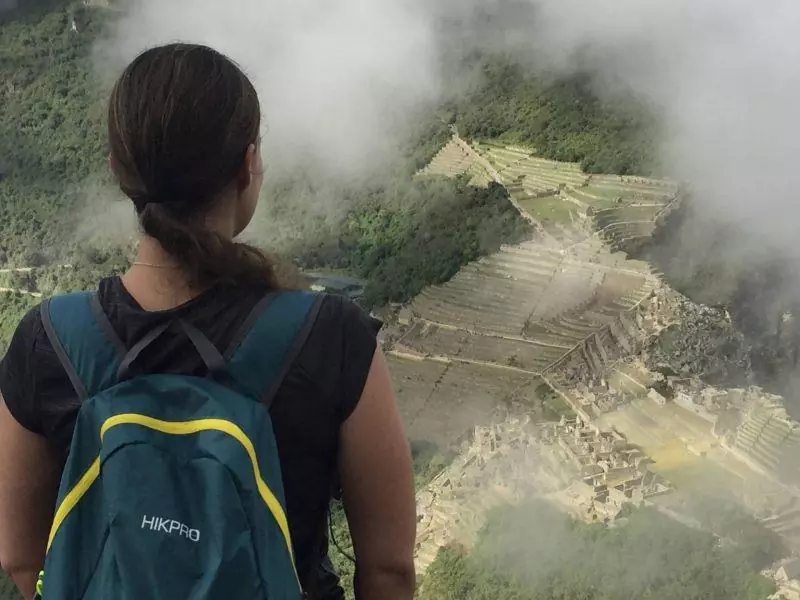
474,141,678,246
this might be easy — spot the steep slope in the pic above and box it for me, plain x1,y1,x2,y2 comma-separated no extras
0,2,108,265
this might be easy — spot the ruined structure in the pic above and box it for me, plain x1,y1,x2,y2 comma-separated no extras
404,138,800,576
471,140,678,246
413,413,670,573
385,234,671,445
413,417,563,572
395,140,690,572
767,558,800,600
541,416,671,516
417,136,493,188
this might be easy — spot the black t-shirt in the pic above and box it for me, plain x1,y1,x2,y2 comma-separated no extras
0,277,380,598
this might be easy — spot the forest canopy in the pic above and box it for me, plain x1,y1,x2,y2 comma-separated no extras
450,60,659,175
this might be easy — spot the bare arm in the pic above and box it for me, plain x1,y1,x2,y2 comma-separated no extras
0,394,59,600
338,348,416,600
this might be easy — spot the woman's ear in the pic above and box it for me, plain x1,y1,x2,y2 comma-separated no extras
238,143,261,192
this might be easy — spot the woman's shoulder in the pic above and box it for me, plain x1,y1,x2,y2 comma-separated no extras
0,301,52,433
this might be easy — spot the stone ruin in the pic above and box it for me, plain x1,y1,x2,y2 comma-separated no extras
550,284,681,396
413,416,556,573
413,413,671,572
766,557,800,600
540,415,672,518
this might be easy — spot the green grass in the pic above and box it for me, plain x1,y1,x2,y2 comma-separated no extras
534,382,573,420
517,194,575,224
482,136,536,153
567,189,618,209
582,184,632,200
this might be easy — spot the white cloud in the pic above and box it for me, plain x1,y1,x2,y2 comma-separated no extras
98,0,800,248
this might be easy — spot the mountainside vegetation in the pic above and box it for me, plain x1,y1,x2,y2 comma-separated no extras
0,293,38,356
0,1,109,267
290,178,530,308
328,442,455,600
450,60,659,175
0,571,20,600
421,501,776,600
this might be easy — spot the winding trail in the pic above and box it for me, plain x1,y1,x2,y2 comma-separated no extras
0,267,33,275
0,287,42,298
0,266,40,298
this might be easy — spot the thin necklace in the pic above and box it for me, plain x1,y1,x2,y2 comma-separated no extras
131,261,180,269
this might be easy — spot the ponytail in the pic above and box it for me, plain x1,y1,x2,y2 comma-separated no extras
139,202,289,290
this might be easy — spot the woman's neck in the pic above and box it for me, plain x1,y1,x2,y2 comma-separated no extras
121,237,205,311
133,236,179,268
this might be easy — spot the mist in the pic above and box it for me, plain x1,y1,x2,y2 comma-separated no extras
525,0,800,248
94,0,448,181
95,0,800,249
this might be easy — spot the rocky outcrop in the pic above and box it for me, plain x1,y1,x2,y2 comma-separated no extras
642,295,751,384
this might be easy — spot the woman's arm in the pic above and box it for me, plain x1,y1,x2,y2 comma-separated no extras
338,348,416,600
0,395,59,600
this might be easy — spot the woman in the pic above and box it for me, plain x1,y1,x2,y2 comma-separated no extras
0,44,416,600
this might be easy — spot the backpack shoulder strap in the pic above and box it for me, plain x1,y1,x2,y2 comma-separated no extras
226,290,324,407
40,292,124,399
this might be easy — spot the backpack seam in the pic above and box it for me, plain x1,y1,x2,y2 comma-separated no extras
224,293,275,360
89,292,126,357
261,294,324,409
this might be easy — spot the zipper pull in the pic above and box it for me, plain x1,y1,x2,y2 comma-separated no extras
33,570,44,599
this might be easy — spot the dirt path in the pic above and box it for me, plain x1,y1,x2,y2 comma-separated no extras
0,287,42,298
0,264,71,298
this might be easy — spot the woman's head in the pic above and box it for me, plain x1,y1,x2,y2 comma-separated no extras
109,43,276,288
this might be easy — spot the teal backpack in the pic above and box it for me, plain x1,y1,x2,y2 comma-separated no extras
35,290,323,600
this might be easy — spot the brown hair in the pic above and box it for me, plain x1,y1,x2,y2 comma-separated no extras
108,43,280,289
